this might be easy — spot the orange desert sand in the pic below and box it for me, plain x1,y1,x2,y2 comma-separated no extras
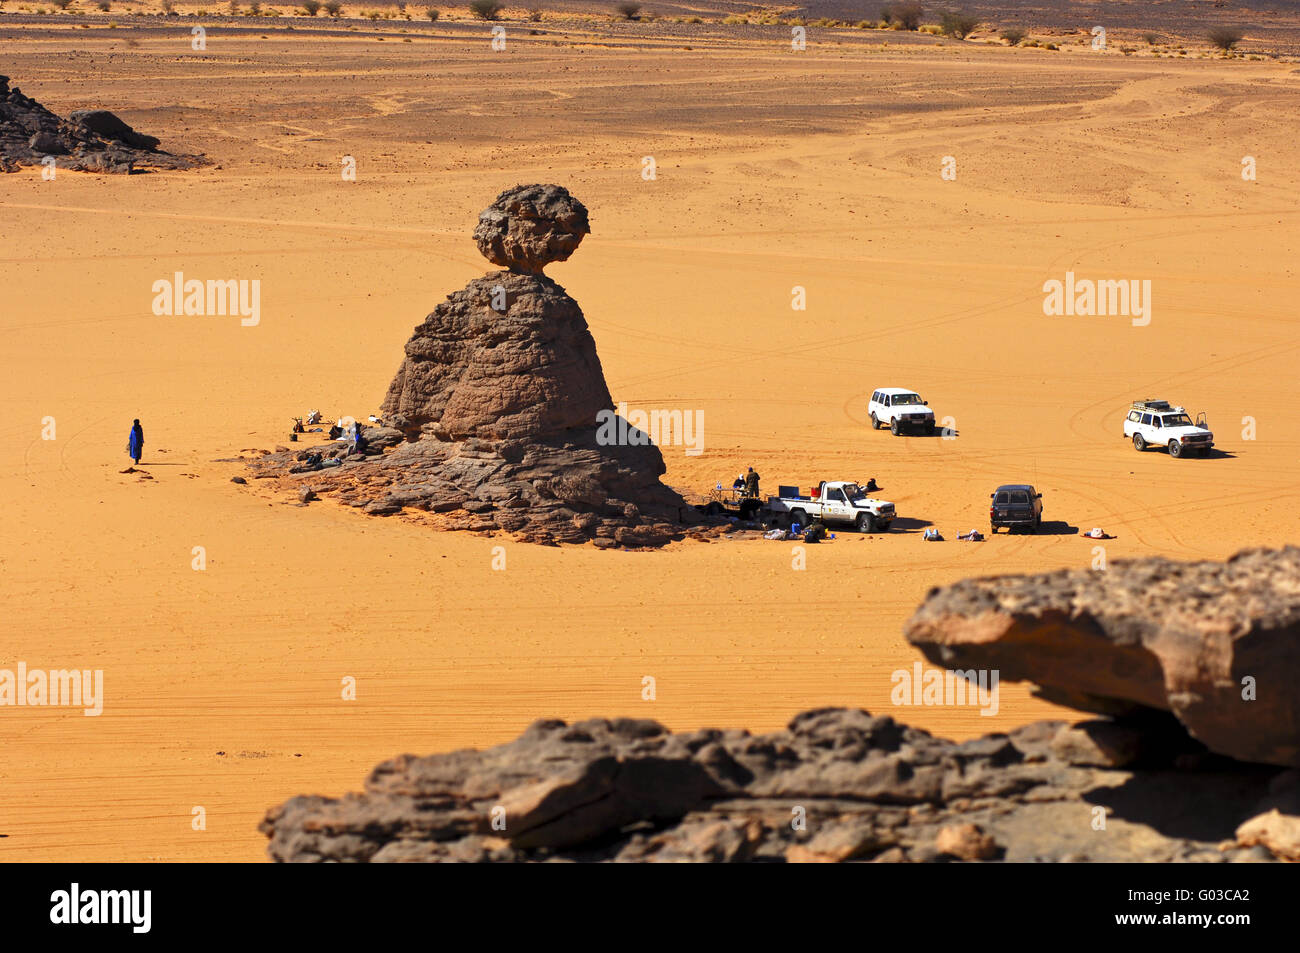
2,18,1299,861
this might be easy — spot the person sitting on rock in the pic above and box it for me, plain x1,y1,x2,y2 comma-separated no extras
328,423,342,440
352,423,368,456
126,419,144,465
743,467,760,499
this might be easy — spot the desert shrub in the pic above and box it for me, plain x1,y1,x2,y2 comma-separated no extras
247,1,260,12
1207,26,1243,51
918,23,939,34
1045,41,1057,50
854,19,872,28
468,0,500,18
323,0,341,13
97,0,110,7
302,0,320,13
50,0,72,7
891,1,921,30
939,10,978,39
525,3,541,20
878,5,891,24
160,0,173,11
227,0,238,11
1000,27,1024,45
684,14,700,23
614,1,639,19
722,14,746,24
1142,31,1160,45
425,5,437,18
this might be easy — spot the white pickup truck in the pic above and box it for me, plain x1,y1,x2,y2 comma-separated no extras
1123,399,1214,458
767,481,896,533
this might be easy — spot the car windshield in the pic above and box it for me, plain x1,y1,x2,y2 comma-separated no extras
1008,491,1029,505
843,483,867,501
1162,414,1194,427
892,393,923,406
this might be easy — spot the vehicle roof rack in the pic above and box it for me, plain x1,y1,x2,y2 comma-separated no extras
1132,399,1175,412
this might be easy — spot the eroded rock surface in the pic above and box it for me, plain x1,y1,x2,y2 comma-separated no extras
904,547,1300,767
0,76,205,173
260,707,1295,863
247,185,701,546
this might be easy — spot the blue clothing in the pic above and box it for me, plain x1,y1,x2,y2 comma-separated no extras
127,426,143,461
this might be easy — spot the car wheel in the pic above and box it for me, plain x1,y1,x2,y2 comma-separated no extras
870,412,880,430
890,418,900,436
791,509,808,528
926,421,936,436
1133,433,1147,452
1168,439,1182,458
990,525,998,535
1032,517,1041,534
856,512,876,534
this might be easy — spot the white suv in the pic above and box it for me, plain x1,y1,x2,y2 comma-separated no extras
869,388,936,436
1123,400,1214,458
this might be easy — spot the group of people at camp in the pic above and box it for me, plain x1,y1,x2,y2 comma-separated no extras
732,467,761,499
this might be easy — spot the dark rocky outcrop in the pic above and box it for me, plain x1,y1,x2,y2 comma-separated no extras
261,547,1300,862
247,185,701,546
904,547,1300,767
260,707,1296,863
0,75,205,174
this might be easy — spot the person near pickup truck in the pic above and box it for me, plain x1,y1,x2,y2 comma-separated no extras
743,467,761,499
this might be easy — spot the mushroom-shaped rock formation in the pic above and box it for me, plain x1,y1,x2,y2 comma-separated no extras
248,185,699,547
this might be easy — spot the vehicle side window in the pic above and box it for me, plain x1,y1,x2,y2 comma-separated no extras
1152,417,1162,429
1128,410,1140,422
884,395,891,407
830,489,846,503
871,392,879,404
1141,413,1151,425
995,491,1009,504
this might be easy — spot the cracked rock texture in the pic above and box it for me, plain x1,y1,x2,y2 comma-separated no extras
246,185,700,546
261,549,1300,862
260,707,1297,863
0,75,205,173
904,546,1300,767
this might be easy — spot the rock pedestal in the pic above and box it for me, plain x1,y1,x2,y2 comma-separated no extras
248,185,698,546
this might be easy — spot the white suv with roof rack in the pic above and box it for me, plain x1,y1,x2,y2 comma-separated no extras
1123,399,1214,458
869,387,936,436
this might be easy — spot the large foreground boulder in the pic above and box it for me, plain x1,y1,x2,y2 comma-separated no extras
904,547,1300,767
260,707,1296,863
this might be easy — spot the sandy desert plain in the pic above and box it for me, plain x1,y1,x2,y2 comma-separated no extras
2,5,1300,861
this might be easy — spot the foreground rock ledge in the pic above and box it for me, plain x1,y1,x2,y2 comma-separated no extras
260,708,1297,862
904,546,1300,767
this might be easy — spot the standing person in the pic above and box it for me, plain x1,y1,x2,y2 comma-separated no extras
353,421,367,456
743,466,760,499
127,419,144,465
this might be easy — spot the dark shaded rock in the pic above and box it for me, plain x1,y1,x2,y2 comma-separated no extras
904,547,1300,767
298,487,317,503
260,707,1295,863
0,78,205,173
68,109,160,150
